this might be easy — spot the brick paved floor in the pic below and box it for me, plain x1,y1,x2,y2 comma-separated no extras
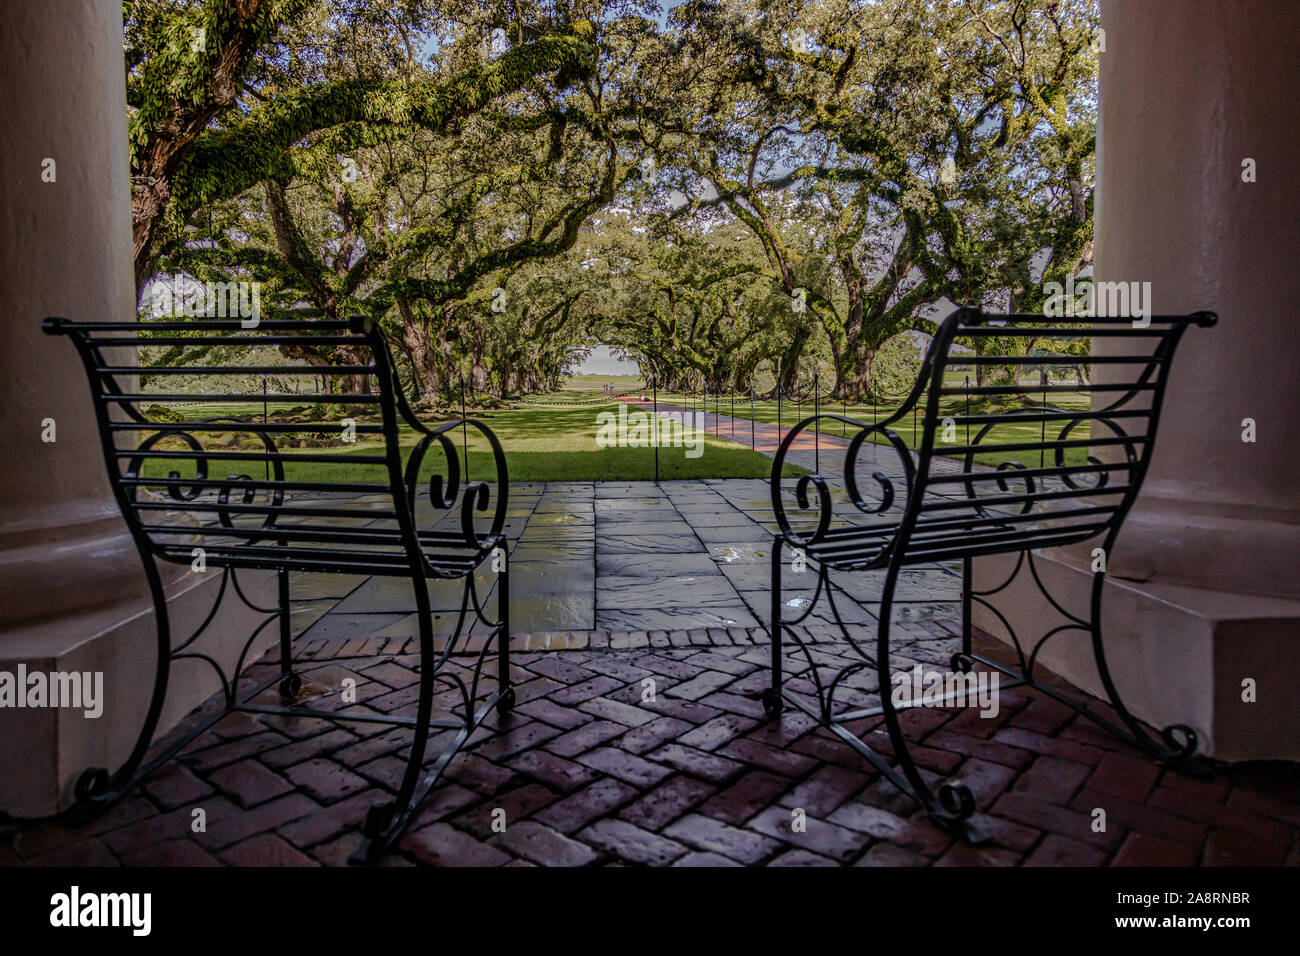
6,622,1298,867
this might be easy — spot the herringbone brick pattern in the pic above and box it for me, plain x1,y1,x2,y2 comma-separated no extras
6,625,1298,867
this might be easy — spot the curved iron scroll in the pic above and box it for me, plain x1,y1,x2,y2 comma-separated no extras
380,335,508,549
770,414,915,548
401,420,509,549
958,406,1143,516
123,418,287,546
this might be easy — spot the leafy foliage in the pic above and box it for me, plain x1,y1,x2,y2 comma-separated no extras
131,0,1098,401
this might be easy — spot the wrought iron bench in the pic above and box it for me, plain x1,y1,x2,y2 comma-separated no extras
43,315,511,863
765,306,1218,845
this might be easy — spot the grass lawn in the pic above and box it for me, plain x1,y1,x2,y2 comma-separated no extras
137,371,1108,485
143,392,804,484
652,381,1097,469
561,372,645,392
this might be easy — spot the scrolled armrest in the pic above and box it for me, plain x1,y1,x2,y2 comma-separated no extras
404,417,509,549
124,417,288,545
844,421,915,516
770,414,915,547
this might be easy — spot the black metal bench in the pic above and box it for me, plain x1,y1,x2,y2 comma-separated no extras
44,315,511,863
766,306,1217,845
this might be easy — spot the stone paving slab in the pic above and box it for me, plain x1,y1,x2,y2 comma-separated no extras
294,477,962,640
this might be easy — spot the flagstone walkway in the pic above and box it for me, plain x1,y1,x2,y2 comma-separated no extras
290,478,964,641
289,395,975,643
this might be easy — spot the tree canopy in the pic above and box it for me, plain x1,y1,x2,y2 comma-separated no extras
131,0,1100,401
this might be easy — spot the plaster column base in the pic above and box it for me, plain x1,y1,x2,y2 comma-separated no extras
0,568,276,818
972,550,1300,763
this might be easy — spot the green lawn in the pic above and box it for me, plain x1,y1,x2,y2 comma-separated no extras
561,372,645,392
141,392,804,484
136,371,1104,486
654,382,1096,469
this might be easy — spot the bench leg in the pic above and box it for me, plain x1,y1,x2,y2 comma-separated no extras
961,555,973,661
763,536,784,717
351,572,439,863
276,568,300,699
1082,561,1210,773
964,546,1215,776
496,557,514,714
770,561,989,846
873,566,987,844
350,565,507,863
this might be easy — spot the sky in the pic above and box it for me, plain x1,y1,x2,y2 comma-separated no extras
575,344,640,375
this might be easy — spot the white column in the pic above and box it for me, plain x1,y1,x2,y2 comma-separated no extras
0,2,142,630
0,2,273,816
973,0,1300,761
1096,0,1300,596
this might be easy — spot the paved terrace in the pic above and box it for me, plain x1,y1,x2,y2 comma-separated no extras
5,468,1298,866
5,630,1297,867
290,401,970,641
289,479,964,640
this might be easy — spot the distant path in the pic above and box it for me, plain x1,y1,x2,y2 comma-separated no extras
612,393,967,481
614,393,858,475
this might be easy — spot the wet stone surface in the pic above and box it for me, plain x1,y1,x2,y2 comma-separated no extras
291,479,962,640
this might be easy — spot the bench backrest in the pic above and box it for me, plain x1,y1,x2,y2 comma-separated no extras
43,316,507,575
892,306,1216,564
